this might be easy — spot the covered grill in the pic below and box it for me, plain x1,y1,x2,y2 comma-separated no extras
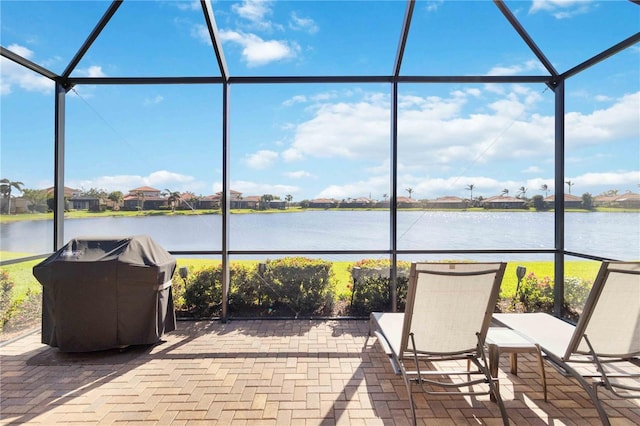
33,235,176,352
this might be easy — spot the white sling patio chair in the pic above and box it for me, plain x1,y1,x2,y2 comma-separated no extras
493,261,640,426
370,262,509,426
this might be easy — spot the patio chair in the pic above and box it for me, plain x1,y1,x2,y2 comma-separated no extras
370,262,509,425
493,261,640,426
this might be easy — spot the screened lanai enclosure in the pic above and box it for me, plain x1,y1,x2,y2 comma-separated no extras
1,0,639,324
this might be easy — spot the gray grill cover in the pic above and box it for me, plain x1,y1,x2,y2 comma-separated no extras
33,235,177,352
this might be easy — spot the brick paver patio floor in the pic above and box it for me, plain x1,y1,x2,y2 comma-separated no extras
1,319,639,425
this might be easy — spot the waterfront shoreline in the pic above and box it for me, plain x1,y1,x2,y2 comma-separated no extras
2,206,638,224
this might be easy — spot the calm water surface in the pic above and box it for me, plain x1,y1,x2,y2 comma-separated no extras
1,211,638,261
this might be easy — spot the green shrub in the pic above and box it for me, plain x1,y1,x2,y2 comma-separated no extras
1,269,41,334
564,276,592,312
171,272,187,311
228,264,264,311
1,269,16,328
503,272,591,320
181,263,277,317
4,289,41,330
349,259,410,315
183,266,223,317
261,257,335,317
518,272,555,313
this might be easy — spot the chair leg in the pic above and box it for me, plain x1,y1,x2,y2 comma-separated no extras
488,344,500,402
545,351,610,426
534,344,547,402
477,336,509,425
399,364,417,426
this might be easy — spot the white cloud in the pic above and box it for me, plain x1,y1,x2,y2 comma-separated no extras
1,44,54,95
288,100,390,160
594,94,613,102
284,170,314,179
289,12,318,34
6,44,33,58
529,0,592,19
316,175,389,200
69,170,198,194
232,0,272,23
281,87,638,200
230,179,300,197
219,30,299,66
175,1,200,11
487,60,547,76
565,92,640,145
191,24,211,44
245,150,279,169
143,95,165,106
76,65,107,78
524,166,543,174
571,171,640,190
282,95,307,106
425,0,444,12
282,147,303,162
313,173,562,201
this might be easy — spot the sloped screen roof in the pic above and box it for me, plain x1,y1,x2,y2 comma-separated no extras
2,0,638,81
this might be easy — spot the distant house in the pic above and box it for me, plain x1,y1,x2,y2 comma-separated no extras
396,196,421,208
10,197,29,214
67,196,103,211
373,197,420,208
45,186,103,211
238,195,260,209
482,195,526,209
195,190,246,209
424,196,468,209
593,192,640,209
123,186,165,210
340,197,375,208
199,194,220,209
269,200,286,209
178,192,198,210
593,194,620,207
308,198,338,208
46,186,82,199
210,190,244,209
544,193,582,209
613,192,640,209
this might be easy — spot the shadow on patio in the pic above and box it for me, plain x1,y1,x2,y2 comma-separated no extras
1,320,639,425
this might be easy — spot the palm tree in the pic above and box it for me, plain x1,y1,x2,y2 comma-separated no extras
501,188,509,196
540,184,549,197
108,191,123,210
285,194,293,209
188,194,202,210
136,191,146,211
382,193,388,201
163,189,181,212
405,188,413,199
517,186,527,199
21,188,47,213
565,180,575,194
260,194,274,210
466,184,475,201
0,178,24,214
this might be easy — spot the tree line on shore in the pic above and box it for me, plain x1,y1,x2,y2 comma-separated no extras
1,178,639,214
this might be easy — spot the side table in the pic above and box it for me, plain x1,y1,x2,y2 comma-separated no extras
486,327,547,401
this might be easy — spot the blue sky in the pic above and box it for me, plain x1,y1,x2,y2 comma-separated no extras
1,0,639,202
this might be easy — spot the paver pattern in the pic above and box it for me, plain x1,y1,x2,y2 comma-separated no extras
1,320,639,425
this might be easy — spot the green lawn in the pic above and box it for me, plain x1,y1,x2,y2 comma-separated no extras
2,256,602,303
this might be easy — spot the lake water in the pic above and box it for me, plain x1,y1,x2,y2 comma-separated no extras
1,211,638,261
